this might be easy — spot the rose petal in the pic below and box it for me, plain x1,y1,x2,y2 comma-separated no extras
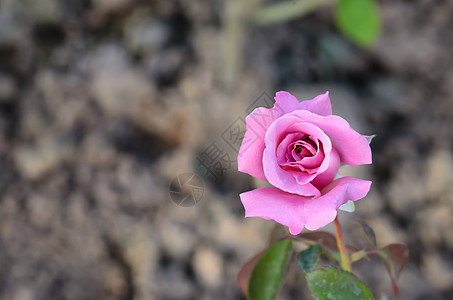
287,110,372,166
240,187,308,235
238,107,277,181
279,120,332,175
273,91,332,117
240,177,371,234
311,148,340,190
304,177,371,230
276,133,304,165
274,91,303,116
292,169,318,185
305,91,332,116
298,141,325,169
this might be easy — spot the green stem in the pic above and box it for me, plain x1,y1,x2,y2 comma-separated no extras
333,216,351,271
222,0,248,88
251,0,338,26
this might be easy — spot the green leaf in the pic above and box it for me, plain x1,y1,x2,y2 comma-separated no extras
378,243,409,295
335,0,381,47
248,239,293,300
306,268,374,300
298,245,321,272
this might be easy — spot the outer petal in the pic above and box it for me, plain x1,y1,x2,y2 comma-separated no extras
273,91,332,117
305,91,332,116
240,177,371,235
274,91,301,116
304,176,372,230
238,107,277,181
287,110,372,165
240,187,308,235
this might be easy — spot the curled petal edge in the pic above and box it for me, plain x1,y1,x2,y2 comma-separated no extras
240,177,371,235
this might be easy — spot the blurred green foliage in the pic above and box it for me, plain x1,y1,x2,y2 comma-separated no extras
335,0,381,46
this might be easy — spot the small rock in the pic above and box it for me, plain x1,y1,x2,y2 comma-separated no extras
102,265,126,298
0,72,17,102
317,34,367,73
416,205,453,246
155,264,197,300
117,160,166,207
86,43,130,73
395,265,432,300
367,215,406,246
124,11,169,55
144,49,184,87
92,0,132,15
386,162,426,215
11,286,34,300
422,252,453,290
90,50,187,145
369,77,408,113
14,134,76,180
124,228,158,299
192,245,223,288
376,3,443,76
424,149,453,198
211,200,269,255
79,132,117,167
28,194,58,228
159,218,198,260
155,149,193,181
0,0,60,44
355,189,385,217
19,94,49,139
91,67,154,118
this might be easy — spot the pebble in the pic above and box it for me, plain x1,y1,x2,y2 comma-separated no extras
192,245,223,289
14,135,76,180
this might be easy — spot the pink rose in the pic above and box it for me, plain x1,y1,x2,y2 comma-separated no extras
238,91,372,235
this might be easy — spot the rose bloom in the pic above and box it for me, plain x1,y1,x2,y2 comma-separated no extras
238,91,372,235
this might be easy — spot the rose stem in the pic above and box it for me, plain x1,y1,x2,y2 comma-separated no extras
333,216,351,271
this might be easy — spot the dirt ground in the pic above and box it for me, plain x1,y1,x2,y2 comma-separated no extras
0,0,453,299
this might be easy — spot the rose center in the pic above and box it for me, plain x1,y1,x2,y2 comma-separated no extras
291,137,317,160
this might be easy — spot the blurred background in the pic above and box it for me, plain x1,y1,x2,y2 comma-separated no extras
0,0,452,299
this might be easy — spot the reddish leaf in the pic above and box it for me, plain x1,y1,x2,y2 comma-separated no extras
268,224,288,246
296,231,359,264
378,243,409,295
298,231,338,251
236,251,264,296
346,244,359,253
359,221,377,248
298,231,357,252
